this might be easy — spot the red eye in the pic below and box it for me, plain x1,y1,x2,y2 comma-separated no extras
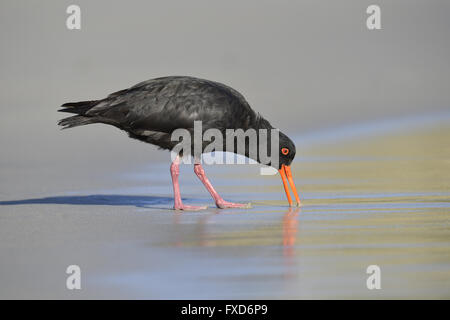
281,148,289,155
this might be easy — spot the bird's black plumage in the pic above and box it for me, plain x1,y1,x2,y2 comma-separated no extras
59,76,295,168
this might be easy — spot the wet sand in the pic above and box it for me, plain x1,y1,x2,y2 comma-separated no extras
0,114,449,299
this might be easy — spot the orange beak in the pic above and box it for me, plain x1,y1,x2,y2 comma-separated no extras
278,165,301,207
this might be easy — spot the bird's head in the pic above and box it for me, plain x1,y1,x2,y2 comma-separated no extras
278,132,296,169
276,132,301,207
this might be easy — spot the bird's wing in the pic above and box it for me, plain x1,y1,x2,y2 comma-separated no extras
86,77,255,133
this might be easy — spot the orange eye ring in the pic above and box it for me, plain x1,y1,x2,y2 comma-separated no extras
281,148,289,155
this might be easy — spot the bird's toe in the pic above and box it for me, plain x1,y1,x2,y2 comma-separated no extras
174,204,208,211
216,201,252,209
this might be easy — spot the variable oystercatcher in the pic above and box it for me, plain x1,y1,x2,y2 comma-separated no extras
58,76,300,210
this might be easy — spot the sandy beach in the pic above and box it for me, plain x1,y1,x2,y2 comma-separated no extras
1,113,449,299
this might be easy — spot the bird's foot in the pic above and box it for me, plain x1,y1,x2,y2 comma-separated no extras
174,204,208,211
216,200,252,209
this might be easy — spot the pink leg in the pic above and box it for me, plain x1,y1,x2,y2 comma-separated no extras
170,156,207,211
194,164,251,209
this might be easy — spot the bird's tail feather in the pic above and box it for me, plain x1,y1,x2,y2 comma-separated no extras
58,100,100,129
58,115,96,129
58,100,99,115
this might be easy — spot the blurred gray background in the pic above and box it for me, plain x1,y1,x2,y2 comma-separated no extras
0,0,449,194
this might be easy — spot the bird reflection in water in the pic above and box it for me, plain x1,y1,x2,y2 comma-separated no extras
282,207,300,260
281,207,300,284
170,206,300,249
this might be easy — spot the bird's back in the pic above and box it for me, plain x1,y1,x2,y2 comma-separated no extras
59,76,271,150
93,77,256,130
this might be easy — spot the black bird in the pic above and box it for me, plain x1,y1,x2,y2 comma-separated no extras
58,76,300,210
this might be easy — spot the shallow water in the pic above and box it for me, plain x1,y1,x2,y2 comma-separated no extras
0,116,449,299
